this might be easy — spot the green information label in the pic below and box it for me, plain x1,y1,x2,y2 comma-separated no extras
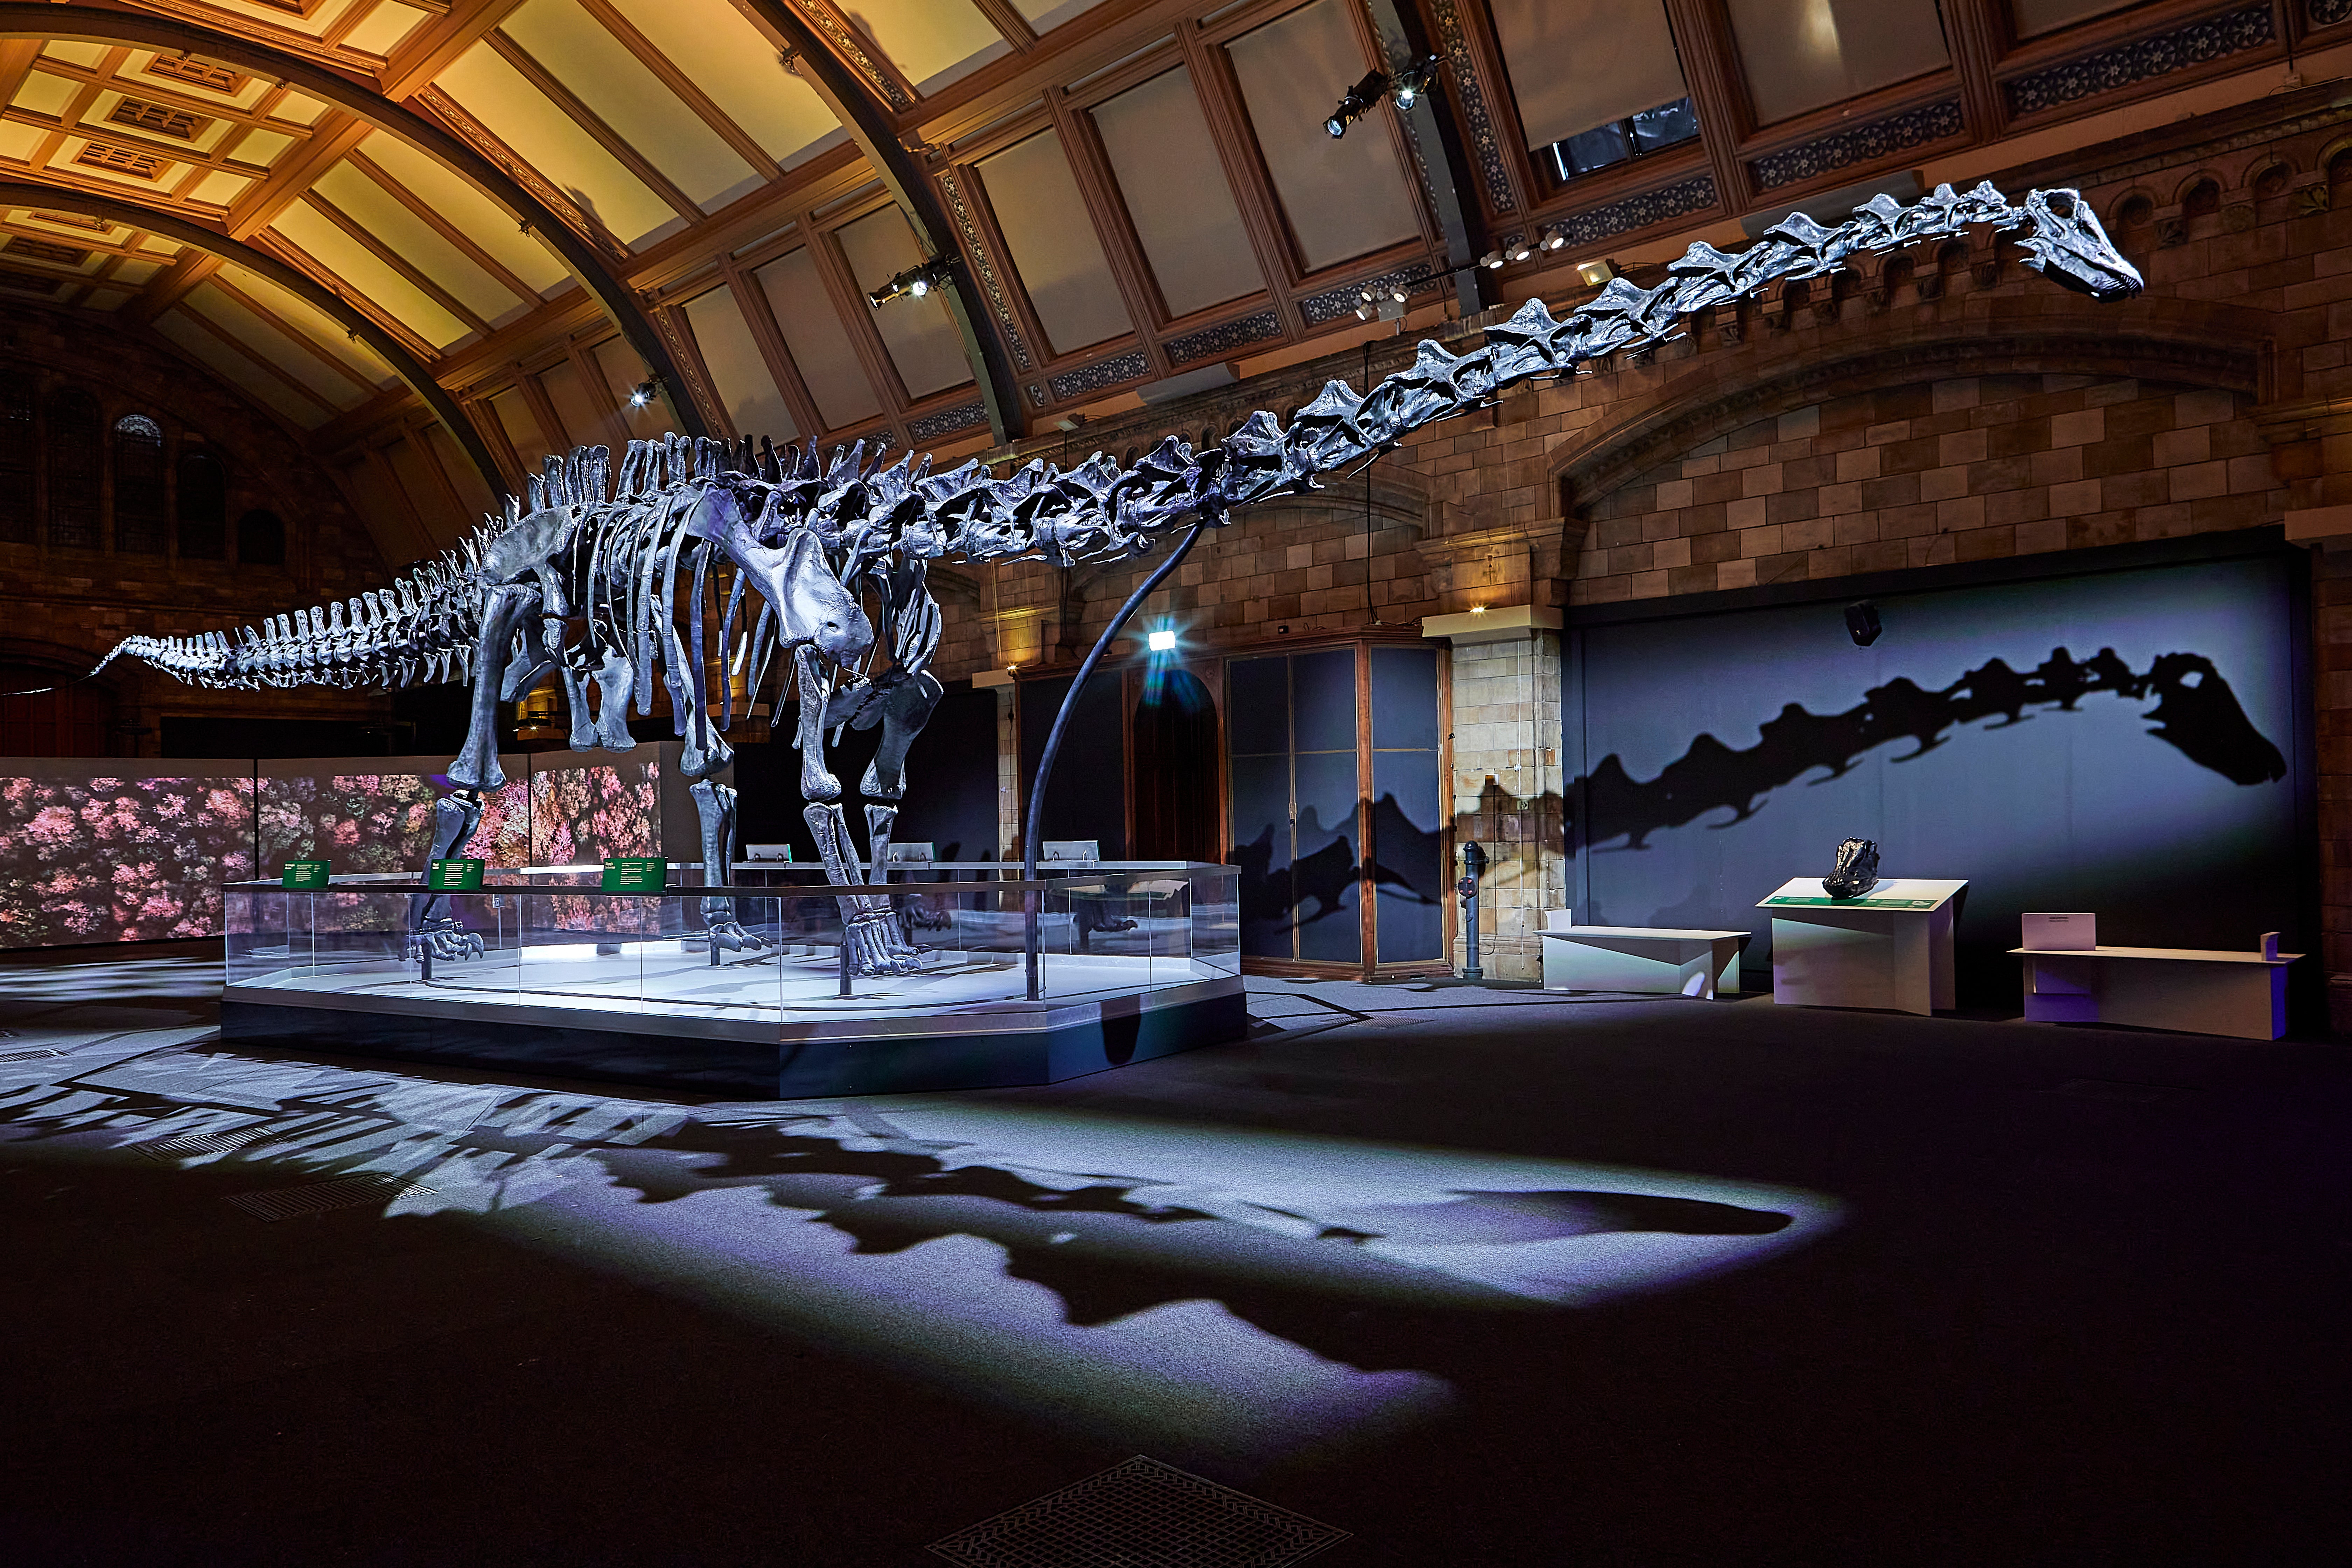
1765,896,1939,909
428,858,485,891
280,860,330,890
601,855,668,892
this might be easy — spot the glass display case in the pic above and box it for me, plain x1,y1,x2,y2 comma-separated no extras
221,863,1243,1097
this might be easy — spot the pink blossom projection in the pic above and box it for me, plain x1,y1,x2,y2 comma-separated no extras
0,766,255,946
1,751,665,950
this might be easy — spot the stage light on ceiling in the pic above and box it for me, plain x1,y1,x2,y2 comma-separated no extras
1576,258,1619,287
1326,58,1443,138
1541,226,1567,251
628,380,657,409
1480,250,1505,270
1326,68,1386,137
1147,629,1177,652
1507,238,1534,263
1389,55,1441,111
1355,285,1408,323
868,257,955,309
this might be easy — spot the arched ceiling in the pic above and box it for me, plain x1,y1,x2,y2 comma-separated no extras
0,0,2331,510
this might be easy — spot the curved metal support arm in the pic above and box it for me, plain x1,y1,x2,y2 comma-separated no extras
1021,522,1208,1001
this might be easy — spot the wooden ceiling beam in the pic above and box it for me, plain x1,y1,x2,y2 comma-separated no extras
570,0,781,183
226,111,371,239
124,247,220,324
1944,0,2015,141
209,271,392,401
0,36,38,104
348,145,541,304
733,0,1023,443
0,174,507,492
1660,0,1757,219
483,29,701,223
299,186,493,337
379,0,532,102
173,295,349,422
0,5,709,445
23,54,323,132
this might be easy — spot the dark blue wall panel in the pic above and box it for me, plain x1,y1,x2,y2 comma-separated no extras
1568,555,2307,1002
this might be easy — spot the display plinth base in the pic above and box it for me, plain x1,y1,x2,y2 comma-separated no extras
222,948,1246,1097
1759,877,1968,1016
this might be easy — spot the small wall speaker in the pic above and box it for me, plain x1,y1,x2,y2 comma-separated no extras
1844,601,1882,647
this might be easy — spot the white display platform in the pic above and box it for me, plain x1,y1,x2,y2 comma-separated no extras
1539,919,1748,998
2013,945,2299,1040
227,938,1231,1045
1759,877,1968,1015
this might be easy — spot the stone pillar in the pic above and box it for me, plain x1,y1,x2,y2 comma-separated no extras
1444,625,1565,981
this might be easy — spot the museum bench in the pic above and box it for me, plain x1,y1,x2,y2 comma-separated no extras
2013,944,2300,1041
1539,912,1750,999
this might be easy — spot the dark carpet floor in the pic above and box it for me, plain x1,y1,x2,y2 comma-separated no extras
1,949,2347,1566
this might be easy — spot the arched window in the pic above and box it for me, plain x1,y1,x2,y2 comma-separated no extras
46,387,100,550
176,449,225,560
113,413,166,555
0,381,31,546
236,507,284,566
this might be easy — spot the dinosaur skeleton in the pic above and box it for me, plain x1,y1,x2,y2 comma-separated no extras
93,181,2140,976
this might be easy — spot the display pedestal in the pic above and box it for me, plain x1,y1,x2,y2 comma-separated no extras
2013,945,2298,1040
1760,877,1968,1016
1540,923,1749,998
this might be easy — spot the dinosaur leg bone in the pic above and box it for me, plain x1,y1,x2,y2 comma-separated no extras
795,645,904,975
450,583,541,792
406,789,486,964
688,776,760,954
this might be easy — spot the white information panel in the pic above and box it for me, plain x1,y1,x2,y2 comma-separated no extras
1758,877,1968,1016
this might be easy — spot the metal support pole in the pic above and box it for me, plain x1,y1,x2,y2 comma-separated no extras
838,921,853,1000
1022,523,1209,1001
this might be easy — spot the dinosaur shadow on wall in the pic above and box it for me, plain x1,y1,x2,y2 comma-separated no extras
1234,795,1443,941
1578,648,2287,853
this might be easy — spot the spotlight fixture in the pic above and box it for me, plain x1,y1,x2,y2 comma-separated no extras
1325,68,1387,138
1147,629,1177,652
1506,237,1534,264
628,379,658,409
1576,257,1619,288
868,257,955,309
1325,57,1443,138
1353,284,1409,322
1541,225,1568,251
1480,250,1505,270
1389,55,1442,112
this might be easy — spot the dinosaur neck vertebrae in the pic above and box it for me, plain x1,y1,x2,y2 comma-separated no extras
104,179,2137,699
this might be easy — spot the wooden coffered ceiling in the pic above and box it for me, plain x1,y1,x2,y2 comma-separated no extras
0,0,2343,498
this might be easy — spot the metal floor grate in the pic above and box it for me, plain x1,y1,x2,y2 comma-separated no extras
139,1128,277,1161
928,1456,1347,1568
225,1176,433,1221
0,1047,65,1064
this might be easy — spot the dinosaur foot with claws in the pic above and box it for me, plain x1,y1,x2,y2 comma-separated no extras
704,919,769,954
408,919,485,963
844,911,926,977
